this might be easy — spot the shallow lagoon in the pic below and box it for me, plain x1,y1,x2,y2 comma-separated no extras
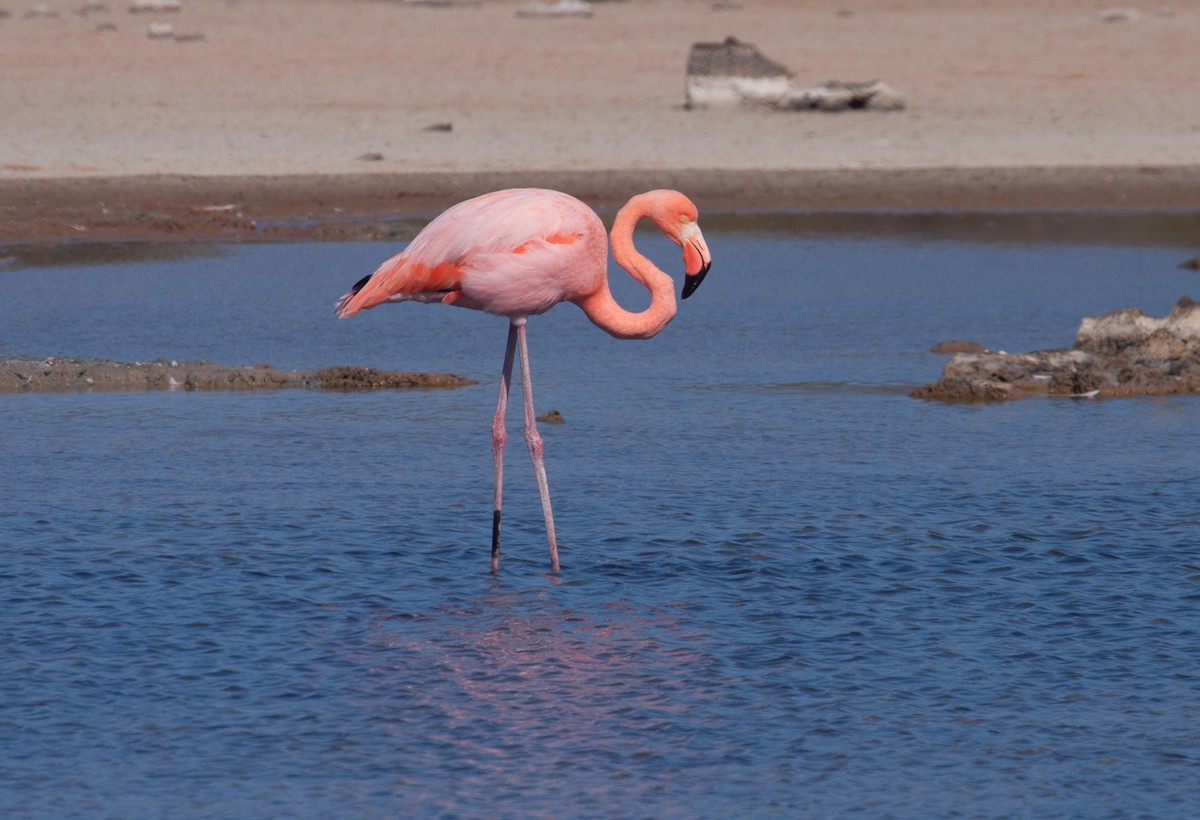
3,213,1199,816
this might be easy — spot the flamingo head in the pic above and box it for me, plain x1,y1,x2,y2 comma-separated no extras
641,190,713,299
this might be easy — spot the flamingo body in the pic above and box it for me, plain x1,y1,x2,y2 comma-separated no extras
335,187,712,571
337,189,609,320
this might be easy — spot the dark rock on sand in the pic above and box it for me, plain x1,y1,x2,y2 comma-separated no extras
777,79,905,112
684,36,905,111
685,36,792,108
516,0,592,17
913,296,1200,401
0,358,475,393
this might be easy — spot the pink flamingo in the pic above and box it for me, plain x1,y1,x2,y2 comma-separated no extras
335,188,712,572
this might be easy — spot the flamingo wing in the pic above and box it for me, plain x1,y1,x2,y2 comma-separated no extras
335,189,606,319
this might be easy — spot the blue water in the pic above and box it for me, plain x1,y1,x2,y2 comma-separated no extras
3,215,1200,816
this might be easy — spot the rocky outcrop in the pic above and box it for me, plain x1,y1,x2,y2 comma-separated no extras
913,296,1200,401
0,358,476,393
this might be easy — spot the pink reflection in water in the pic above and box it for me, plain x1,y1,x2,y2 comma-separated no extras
361,586,722,807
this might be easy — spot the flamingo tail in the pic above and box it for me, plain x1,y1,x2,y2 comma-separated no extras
333,273,374,317
335,254,464,318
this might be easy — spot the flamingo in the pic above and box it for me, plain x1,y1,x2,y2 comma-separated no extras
335,188,713,572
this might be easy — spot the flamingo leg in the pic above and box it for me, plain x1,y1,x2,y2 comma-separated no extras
515,321,560,571
491,323,519,573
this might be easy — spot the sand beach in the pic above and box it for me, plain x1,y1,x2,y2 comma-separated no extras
1,0,1199,242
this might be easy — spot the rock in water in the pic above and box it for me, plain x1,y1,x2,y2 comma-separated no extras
930,340,987,354
913,296,1200,401
536,409,564,424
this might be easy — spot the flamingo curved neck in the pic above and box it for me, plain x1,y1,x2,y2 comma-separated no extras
575,200,677,340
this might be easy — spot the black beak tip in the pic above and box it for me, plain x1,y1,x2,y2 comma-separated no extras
682,262,711,300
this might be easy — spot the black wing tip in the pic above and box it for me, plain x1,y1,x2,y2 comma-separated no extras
350,273,372,295
334,274,375,317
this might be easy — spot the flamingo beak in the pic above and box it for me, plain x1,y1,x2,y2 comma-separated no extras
681,223,712,300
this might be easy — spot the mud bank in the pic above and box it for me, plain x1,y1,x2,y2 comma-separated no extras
0,358,476,393
6,168,1200,245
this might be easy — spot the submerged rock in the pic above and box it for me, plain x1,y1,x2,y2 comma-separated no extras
913,296,1200,401
930,339,988,354
0,358,476,393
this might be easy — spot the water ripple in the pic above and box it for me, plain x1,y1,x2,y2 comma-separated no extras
3,232,1200,815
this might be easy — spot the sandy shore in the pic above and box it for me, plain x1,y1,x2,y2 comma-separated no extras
3,0,1200,242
